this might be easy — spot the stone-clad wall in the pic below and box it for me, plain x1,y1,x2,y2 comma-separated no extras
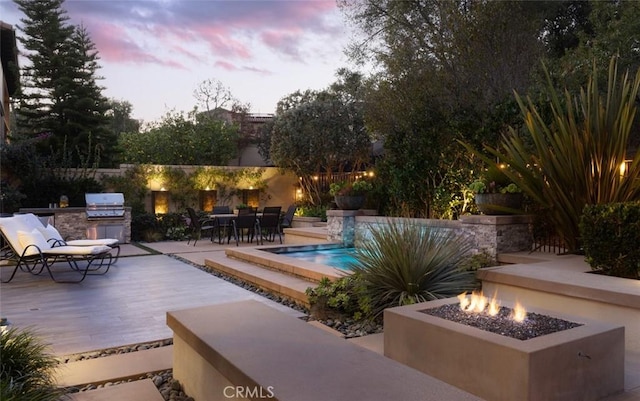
18,207,132,243
459,215,532,257
53,209,89,241
327,211,532,259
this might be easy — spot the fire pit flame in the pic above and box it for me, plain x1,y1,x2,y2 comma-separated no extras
458,291,526,322
511,300,527,322
487,294,500,317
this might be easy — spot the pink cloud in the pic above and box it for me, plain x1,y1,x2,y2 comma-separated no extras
241,65,273,76
196,26,252,60
43,1,345,69
261,30,303,61
213,61,272,76
215,60,237,71
86,21,184,68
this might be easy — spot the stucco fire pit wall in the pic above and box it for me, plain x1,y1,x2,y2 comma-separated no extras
384,298,625,401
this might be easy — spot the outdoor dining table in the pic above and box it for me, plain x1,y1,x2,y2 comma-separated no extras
207,213,236,244
206,212,265,244
207,211,279,244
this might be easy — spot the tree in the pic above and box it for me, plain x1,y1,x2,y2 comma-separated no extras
268,71,371,204
13,0,113,167
118,110,239,165
192,79,257,165
14,0,74,136
547,1,640,89
193,78,235,113
61,24,113,166
106,99,140,137
341,0,544,216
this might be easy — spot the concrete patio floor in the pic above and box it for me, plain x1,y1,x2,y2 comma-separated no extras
0,241,305,356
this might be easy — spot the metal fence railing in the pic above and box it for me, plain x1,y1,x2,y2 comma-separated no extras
530,235,568,255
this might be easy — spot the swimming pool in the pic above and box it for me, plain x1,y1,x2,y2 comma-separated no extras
265,245,359,271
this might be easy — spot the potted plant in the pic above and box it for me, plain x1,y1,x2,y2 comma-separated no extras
469,166,523,215
330,180,373,210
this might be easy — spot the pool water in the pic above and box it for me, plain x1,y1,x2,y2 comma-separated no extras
272,247,359,270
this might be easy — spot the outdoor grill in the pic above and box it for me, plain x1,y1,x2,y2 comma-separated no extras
85,193,126,242
85,193,125,220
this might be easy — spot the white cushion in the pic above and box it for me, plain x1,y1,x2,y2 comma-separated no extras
37,224,64,242
17,229,51,256
43,245,111,256
66,239,119,246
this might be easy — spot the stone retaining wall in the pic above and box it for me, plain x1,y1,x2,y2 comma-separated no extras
327,211,532,259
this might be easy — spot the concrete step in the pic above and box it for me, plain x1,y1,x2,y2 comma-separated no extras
204,252,313,307
56,345,173,388
66,379,164,401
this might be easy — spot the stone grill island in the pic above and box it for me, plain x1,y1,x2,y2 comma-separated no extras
384,297,624,401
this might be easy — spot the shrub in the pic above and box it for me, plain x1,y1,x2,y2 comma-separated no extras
329,180,373,196
0,327,63,401
158,212,189,241
296,204,327,220
131,213,162,242
580,202,640,279
352,219,477,317
306,275,371,321
463,57,640,252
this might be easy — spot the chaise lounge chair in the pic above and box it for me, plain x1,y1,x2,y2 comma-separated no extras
16,213,121,262
41,224,121,262
0,215,114,283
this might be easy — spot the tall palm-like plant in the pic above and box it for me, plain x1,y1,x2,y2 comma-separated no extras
465,57,640,251
351,219,477,317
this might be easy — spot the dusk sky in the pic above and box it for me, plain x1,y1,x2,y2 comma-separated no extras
0,0,364,124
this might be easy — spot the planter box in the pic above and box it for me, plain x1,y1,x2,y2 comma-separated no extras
384,298,624,401
290,216,322,228
334,195,365,210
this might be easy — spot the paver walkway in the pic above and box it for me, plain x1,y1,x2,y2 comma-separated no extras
0,243,304,356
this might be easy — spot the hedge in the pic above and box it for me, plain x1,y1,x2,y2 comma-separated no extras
579,201,640,279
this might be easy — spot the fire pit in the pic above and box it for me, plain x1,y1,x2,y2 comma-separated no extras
384,296,624,401
422,291,583,340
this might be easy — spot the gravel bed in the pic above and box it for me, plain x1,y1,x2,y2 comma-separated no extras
66,369,192,401
312,318,383,338
421,303,582,341
61,338,173,363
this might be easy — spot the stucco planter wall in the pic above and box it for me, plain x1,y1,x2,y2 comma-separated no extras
290,216,323,228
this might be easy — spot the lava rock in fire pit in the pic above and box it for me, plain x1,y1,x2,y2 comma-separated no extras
421,303,582,341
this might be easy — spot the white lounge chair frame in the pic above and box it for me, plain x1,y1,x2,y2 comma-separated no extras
0,215,113,283
23,213,122,263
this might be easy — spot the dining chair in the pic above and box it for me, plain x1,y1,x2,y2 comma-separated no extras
258,211,282,244
186,207,215,246
211,205,232,243
280,205,297,232
212,205,231,214
228,208,259,246
259,206,282,243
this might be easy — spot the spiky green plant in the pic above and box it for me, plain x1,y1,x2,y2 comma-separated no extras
0,327,63,401
351,219,477,317
463,57,640,251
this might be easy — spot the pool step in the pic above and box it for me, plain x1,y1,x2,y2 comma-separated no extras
204,252,313,307
224,247,343,282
